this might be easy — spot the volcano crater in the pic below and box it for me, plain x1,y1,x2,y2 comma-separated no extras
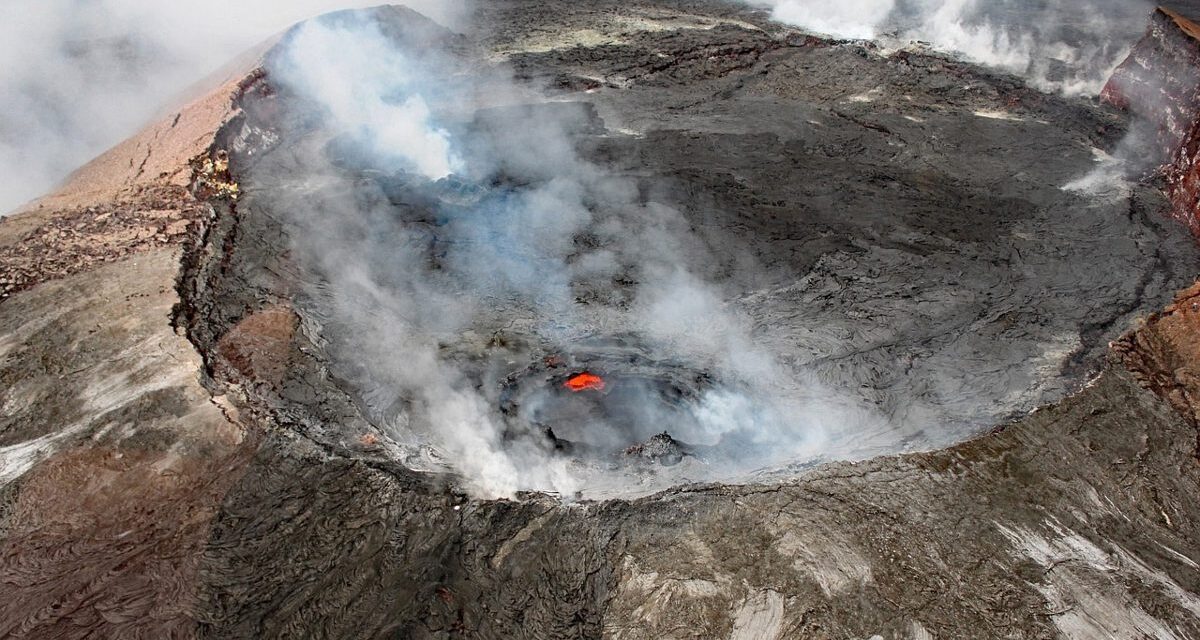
178,4,1200,499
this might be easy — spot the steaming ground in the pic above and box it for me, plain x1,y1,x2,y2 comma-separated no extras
179,2,1200,499
747,0,1200,95
8,1,1200,217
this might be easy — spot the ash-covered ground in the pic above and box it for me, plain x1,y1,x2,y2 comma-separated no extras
186,2,1199,498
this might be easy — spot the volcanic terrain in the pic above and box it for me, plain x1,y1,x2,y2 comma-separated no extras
4,1,1200,638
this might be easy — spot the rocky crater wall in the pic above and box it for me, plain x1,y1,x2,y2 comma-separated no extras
1104,6,1200,237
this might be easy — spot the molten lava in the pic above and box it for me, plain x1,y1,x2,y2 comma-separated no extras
565,372,606,392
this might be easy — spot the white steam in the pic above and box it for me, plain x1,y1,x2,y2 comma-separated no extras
267,12,877,497
0,0,470,215
1062,11,1200,196
282,21,460,178
768,0,897,40
751,0,1153,95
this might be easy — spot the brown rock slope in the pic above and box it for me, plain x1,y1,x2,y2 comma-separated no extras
0,54,257,639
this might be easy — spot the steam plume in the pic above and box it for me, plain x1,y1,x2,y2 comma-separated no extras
0,0,471,215
265,11,875,497
749,0,1154,95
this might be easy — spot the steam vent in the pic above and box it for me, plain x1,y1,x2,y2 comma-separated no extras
1104,7,1200,238
9,1,1200,637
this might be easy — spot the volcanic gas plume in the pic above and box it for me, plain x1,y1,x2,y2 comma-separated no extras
243,9,861,497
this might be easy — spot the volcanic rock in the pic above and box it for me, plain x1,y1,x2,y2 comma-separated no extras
4,2,1200,638
623,432,687,465
1104,6,1200,237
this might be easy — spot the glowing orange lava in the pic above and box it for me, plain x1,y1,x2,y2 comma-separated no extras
564,372,606,392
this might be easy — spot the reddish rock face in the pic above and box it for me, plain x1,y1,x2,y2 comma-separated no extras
1115,280,1200,436
215,305,300,387
1103,7,1200,237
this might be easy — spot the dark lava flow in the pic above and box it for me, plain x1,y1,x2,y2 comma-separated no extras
178,2,1200,498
